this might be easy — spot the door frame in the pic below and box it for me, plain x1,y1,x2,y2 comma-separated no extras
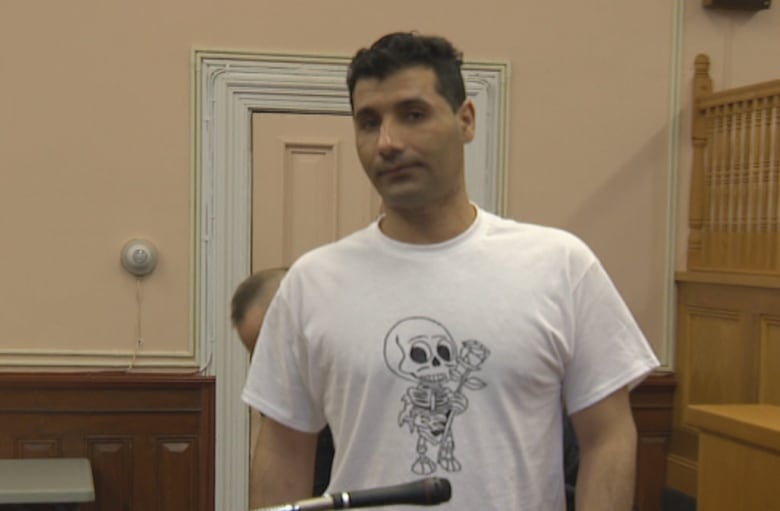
193,50,509,510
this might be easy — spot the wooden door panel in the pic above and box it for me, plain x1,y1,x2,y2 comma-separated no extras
252,113,380,269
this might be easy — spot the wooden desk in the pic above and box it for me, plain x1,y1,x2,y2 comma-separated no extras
687,404,780,511
0,458,94,509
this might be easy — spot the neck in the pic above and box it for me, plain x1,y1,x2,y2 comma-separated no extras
379,197,477,244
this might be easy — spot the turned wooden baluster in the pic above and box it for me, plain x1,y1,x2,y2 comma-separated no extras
723,101,736,269
689,54,713,270
758,96,778,270
735,97,748,269
749,96,764,270
771,95,780,271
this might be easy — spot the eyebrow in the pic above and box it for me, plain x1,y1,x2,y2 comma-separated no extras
353,106,377,120
353,97,432,119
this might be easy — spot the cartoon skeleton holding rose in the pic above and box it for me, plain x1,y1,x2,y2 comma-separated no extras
383,316,490,475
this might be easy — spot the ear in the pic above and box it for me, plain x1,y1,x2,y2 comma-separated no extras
457,99,476,143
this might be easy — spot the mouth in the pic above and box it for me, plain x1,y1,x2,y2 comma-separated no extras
419,373,449,383
377,162,421,177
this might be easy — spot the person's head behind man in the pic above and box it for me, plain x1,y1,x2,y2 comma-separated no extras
231,268,287,354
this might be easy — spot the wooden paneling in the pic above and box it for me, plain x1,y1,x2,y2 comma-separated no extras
0,373,214,511
668,274,780,496
760,316,780,404
688,404,780,510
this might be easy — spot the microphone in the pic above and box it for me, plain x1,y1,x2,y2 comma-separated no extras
253,477,452,511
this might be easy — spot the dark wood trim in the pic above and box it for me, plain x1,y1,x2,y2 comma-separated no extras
0,372,215,511
631,371,677,511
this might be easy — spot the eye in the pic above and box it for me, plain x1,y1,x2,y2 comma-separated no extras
410,344,430,363
355,115,380,132
436,342,452,362
405,110,425,122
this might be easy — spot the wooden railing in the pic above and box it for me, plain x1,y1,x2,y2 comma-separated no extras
688,54,780,273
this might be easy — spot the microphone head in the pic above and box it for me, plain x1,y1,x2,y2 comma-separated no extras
344,476,452,508
423,477,452,505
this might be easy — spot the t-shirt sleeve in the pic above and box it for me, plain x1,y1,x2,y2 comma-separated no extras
241,285,326,433
562,249,660,415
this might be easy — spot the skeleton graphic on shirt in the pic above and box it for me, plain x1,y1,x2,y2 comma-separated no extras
383,316,490,475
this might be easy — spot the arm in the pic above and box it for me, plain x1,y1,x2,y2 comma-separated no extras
570,386,637,511
250,415,319,509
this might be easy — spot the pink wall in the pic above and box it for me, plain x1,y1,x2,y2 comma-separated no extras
0,0,777,368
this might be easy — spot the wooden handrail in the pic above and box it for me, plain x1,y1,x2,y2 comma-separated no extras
697,80,780,109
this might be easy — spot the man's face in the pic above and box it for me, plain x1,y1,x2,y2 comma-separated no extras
351,66,475,209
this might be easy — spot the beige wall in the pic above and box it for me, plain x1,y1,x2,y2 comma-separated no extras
1,1,778,369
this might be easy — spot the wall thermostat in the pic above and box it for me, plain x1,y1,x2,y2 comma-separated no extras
120,238,159,277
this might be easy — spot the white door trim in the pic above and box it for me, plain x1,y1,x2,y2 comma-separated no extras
193,50,509,510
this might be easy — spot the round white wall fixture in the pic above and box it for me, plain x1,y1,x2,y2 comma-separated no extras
120,239,159,277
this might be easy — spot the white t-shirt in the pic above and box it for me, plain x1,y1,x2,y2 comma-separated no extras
242,208,659,511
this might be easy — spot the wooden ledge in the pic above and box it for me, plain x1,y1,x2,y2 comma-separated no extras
687,404,780,452
675,271,780,289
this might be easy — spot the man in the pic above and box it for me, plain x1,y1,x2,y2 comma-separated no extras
242,32,659,510
231,268,333,504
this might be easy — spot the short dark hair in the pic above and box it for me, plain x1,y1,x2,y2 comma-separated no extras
346,32,466,112
230,267,287,327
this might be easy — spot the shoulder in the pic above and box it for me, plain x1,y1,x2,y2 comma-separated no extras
480,210,595,258
281,223,377,281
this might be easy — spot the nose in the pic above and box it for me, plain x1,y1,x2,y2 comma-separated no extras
377,119,402,157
